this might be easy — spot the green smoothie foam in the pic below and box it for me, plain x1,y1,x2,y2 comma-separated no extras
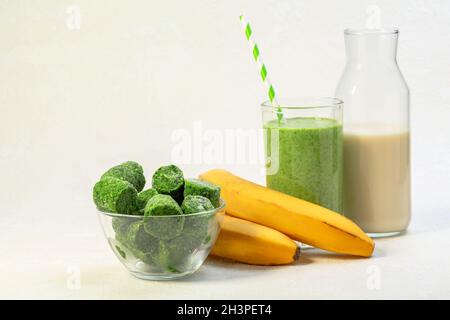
264,117,343,212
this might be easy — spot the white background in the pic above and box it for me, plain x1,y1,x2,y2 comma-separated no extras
0,0,449,299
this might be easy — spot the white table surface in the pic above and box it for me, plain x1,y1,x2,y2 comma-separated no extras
1,197,449,300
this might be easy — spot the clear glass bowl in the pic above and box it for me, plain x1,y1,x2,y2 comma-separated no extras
97,200,225,280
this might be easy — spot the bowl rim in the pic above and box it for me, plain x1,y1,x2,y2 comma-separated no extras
97,198,226,218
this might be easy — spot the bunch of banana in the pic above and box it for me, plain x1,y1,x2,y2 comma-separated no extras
201,169,374,265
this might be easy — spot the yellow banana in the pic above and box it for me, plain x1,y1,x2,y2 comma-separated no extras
212,215,300,265
201,169,374,257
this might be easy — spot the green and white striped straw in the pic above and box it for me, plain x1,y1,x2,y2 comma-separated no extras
239,15,284,121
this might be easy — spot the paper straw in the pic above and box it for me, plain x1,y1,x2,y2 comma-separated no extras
239,15,284,121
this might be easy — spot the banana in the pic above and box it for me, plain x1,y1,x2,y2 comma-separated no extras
212,215,300,265
201,169,374,257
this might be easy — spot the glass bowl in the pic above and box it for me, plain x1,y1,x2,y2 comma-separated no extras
97,200,225,280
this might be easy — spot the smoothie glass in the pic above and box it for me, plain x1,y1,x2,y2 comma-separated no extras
262,98,343,213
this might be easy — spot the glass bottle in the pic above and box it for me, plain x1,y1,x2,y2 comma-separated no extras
335,29,410,237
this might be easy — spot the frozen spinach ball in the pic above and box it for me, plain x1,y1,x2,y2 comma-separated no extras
151,165,184,203
137,188,158,210
122,161,143,174
181,195,214,214
162,214,211,268
93,176,138,214
183,214,210,248
117,221,160,265
126,221,159,252
143,194,184,240
179,196,213,253
112,216,134,239
184,179,220,208
144,194,183,216
150,240,172,268
124,233,172,269
162,236,197,268
102,161,146,192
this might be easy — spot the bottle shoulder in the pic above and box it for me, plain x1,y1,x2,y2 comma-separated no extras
336,62,409,95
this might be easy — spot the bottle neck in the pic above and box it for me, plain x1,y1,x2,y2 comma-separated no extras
344,30,398,64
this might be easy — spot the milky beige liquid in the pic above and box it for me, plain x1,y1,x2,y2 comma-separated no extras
343,127,411,234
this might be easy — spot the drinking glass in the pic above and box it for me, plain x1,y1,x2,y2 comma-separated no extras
261,98,343,213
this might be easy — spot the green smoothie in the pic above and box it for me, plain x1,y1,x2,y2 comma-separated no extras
264,117,343,212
